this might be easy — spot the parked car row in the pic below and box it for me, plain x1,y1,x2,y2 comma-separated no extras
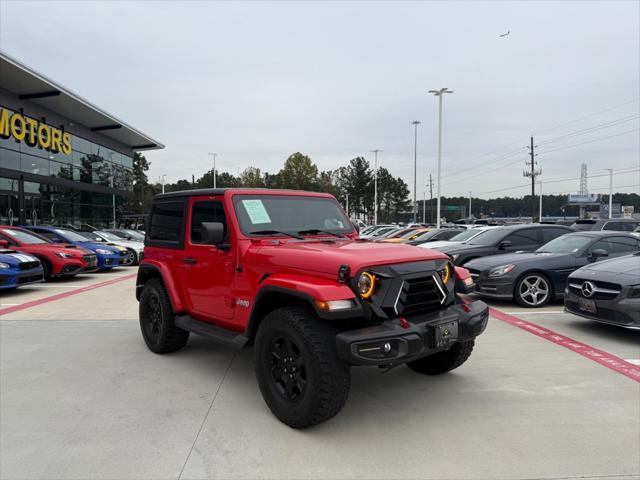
0,225,145,291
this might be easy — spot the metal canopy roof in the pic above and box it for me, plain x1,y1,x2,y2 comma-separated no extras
0,50,164,151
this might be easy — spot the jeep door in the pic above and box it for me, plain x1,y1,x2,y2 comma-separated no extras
178,197,235,322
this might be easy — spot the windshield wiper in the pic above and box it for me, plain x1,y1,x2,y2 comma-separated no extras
250,230,304,240
297,229,345,238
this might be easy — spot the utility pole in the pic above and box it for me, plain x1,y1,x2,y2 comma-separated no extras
609,169,613,219
370,149,382,224
208,153,217,188
412,120,421,223
523,136,541,222
428,173,434,224
428,88,454,228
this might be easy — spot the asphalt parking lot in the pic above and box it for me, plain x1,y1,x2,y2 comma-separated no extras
1,269,639,480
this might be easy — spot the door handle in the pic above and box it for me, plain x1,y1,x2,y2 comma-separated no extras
182,257,197,265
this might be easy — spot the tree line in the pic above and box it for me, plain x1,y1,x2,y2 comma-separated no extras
131,152,639,222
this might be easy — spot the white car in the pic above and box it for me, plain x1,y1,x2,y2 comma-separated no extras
417,226,499,251
77,230,144,266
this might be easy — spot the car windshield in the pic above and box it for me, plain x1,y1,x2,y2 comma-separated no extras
537,234,593,254
97,231,123,242
74,231,104,242
1,228,49,244
466,228,508,246
54,229,91,242
124,230,145,240
233,195,354,237
374,227,398,237
449,228,488,242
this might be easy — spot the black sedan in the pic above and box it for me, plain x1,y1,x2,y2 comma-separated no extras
436,224,575,266
464,231,640,307
565,252,640,329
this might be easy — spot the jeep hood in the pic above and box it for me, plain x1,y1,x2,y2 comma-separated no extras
246,239,449,275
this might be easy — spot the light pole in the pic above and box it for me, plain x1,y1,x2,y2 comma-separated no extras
539,181,543,221
208,153,217,188
345,193,349,217
468,191,472,219
422,188,426,223
158,175,166,194
370,149,382,224
428,88,454,228
609,170,613,219
411,120,421,223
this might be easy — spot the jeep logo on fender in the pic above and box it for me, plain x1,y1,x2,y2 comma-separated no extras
0,107,72,155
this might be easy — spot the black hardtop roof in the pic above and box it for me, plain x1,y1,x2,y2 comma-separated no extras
154,188,332,200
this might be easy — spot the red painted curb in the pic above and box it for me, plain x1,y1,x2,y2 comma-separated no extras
0,273,138,317
490,307,640,382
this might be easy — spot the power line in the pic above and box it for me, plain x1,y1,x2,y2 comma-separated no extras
536,114,640,146
539,128,639,154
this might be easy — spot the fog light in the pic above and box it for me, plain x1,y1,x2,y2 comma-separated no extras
383,342,392,353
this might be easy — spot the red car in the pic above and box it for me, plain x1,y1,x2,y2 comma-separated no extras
0,226,98,279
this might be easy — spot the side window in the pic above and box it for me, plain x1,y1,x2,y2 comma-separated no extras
190,201,227,244
542,228,570,243
505,229,539,247
589,239,611,253
148,200,186,245
602,222,622,231
39,232,63,243
620,222,639,232
607,237,640,254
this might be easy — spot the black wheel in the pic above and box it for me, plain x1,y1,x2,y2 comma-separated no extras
407,340,475,375
254,306,351,428
139,278,189,353
40,259,51,280
514,273,551,308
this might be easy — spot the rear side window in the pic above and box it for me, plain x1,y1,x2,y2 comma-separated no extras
542,227,570,243
606,236,640,254
505,229,539,247
148,200,186,248
190,201,227,244
603,221,639,232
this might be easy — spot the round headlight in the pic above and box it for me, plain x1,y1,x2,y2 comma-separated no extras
439,262,453,284
357,272,376,298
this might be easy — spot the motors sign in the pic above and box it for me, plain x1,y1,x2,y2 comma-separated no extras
0,107,72,155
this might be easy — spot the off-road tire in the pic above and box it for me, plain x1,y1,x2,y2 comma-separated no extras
254,306,351,428
139,278,189,353
407,340,475,375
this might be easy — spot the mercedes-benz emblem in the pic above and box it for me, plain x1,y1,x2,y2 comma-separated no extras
581,281,595,298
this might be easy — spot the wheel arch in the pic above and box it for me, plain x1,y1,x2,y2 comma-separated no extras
136,263,185,312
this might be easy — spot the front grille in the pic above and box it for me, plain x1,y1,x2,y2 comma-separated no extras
569,278,621,300
83,254,97,263
19,261,40,271
397,275,443,316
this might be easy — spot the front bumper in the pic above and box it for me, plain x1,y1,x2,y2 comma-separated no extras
564,290,640,329
0,268,44,289
336,300,489,365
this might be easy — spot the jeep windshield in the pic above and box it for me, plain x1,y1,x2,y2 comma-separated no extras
233,195,354,237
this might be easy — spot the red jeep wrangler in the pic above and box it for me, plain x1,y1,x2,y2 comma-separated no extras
137,189,489,428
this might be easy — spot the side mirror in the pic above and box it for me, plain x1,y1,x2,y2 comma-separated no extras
201,222,226,246
499,240,512,250
590,248,609,261
0,239,9,248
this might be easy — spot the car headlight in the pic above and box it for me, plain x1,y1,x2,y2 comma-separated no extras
0,262,10,269
439,262,453,284
95,249,114,255
357,272,377,298
489,264,516,277
628,285,640,299
55,252,74,258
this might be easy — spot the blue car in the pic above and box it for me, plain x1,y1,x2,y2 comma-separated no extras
0,250,44,290
25,226,124,270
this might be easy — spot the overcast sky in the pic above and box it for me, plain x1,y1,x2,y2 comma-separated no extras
1,0,638,199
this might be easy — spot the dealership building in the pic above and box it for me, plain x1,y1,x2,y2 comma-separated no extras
0,51,163,227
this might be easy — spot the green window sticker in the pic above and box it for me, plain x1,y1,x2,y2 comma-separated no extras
242,199,272,225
